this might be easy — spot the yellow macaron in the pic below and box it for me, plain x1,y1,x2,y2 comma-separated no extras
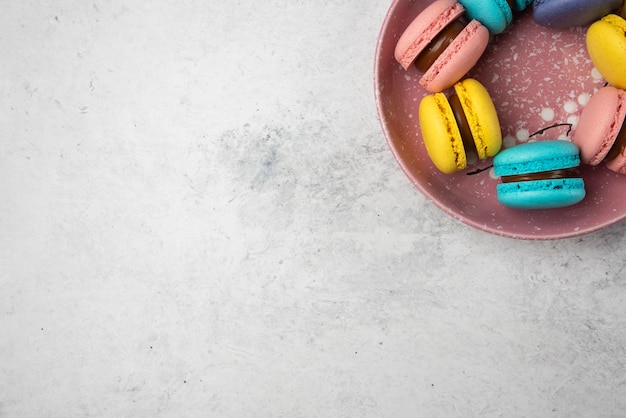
587,14,626,90
418,78,502,174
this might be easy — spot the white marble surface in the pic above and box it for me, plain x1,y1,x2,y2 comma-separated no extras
2,1,626,417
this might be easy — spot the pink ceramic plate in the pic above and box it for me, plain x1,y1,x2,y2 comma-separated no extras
375,0,626,240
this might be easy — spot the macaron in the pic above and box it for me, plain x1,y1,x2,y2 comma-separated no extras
462,0,534,34
586,14,626,90
573,86,626,174
458,0,513,34
533,0,623,29
493,140,586,209
419,78,502,174
394,0,489,93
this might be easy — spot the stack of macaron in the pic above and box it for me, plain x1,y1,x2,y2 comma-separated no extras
493,140,586,209
394,0,620,94
572,13,626,174
393,0,626,209
394,0,532,94
418,78,502,174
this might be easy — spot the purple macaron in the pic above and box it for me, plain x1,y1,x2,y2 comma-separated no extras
533,0,623,28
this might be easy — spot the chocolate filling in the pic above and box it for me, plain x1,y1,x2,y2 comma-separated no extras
448,93,478,155
501,168,580,183
414,20,466,73
605,119,626,162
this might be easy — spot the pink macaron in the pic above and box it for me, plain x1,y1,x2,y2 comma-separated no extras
573,86,626,174
394,0,489,93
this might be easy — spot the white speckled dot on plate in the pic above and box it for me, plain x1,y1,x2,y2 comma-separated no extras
375,0,626,240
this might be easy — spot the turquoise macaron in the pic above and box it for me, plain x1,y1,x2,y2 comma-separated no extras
493,140,586,209
459,0,531,34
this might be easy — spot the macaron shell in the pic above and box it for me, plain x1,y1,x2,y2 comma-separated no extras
459,0,512,34
419,93,466,174
394,0,464,70
420,19,489,93
453,78,502,159
494,140,581,177
587,14,626,90
496,178,586,209
573,86,626,165
533,0,623,28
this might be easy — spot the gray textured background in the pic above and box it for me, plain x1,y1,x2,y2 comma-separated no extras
1,0,625,417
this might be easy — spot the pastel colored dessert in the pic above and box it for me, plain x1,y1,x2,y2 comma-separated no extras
394,0,489,93
573,86,626,174
533,0,623,29
586,14,626,90
419,78,502,174
458,0,514,34
493,140,586,209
